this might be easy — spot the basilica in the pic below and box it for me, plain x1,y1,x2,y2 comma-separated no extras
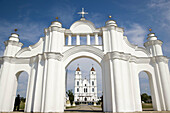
74,66,97,105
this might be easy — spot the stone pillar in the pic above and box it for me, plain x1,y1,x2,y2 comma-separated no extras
43,53,65,112
68,34,72,45
95,33,99,45
32,55,45,112
76,34,80,45
49,21,65,53
87,34,90,45
130,58,142,111
25,59,37,112
0,60,17,112
156,57,170,110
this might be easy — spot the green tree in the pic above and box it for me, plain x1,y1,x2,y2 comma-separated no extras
66,90,74,105
141,93,149,103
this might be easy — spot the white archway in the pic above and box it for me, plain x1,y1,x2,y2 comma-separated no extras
13,71,29,112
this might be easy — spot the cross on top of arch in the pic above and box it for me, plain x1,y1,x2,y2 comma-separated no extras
78,8,88,18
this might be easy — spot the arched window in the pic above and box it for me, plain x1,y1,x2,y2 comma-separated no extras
77,81,79,86
92,81,94,86
86,88,88,92
92,88,94,92
85,84,86,86
77,88,79,92
84,88,86,92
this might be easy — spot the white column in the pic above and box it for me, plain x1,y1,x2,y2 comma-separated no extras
158,61,170,110
68,34,72,45
87,34,90,45
95,33,99,45
25,62,37,112
32,55,44,112
76,34,80,45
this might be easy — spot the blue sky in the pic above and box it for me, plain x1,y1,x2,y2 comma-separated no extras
0,0,170,98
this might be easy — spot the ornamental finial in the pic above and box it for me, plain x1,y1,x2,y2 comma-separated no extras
14,29,18,32
149,28,152,33
109,15,112,19
78,8,88,18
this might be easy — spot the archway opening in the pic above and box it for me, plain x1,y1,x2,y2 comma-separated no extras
64,58,102,112
13,71,29,112
139,71,153,111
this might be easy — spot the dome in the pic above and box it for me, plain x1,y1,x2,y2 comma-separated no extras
70,19,96,34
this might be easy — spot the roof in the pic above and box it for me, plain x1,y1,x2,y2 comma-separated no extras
91,67,95,71
76,67,80,71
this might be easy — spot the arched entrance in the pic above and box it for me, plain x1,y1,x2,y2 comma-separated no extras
138,71,153,111
63,46,104,111
13,71,29,112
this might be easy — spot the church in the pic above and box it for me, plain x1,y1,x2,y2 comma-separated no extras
74,66,97,105
0,8,170,112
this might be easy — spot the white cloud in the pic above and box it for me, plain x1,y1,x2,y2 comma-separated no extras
125,23,146,47
148,0,170,29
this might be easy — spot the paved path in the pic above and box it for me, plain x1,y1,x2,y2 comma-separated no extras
65,105,102,112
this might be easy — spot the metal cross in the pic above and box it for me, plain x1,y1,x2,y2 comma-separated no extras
78,8,88,18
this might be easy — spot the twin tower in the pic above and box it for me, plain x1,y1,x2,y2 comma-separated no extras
74,66,97,105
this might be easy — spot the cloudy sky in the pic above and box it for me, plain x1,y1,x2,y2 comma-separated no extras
0,0,170,98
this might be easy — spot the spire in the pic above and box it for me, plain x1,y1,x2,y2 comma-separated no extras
76,67,80,71
91,64,95,71
76,64,80,71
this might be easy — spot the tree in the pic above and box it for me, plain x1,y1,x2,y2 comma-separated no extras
141,93,151,103
66,90,74,105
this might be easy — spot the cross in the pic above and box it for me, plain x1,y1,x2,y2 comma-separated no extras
78,8,88,18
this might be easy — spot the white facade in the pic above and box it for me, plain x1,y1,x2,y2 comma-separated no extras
74,67,97,103
0,11,170,112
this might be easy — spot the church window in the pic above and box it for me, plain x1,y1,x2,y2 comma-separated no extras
84,88,86,92
77,81,79,86
92,72,93,74
92,81,94,86
85,84,86,86
77,88,79,92
86,88,88,92
92,88,94,92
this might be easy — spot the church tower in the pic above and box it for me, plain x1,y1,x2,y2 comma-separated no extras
74,66,82,102
89,66,97,102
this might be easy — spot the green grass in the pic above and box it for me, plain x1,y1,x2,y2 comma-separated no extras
93,106,102,108
142,103,153,108
66,106,77,109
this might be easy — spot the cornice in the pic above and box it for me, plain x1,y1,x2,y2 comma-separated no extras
144,40,163,47
4,40,23,47
43,52,63,61
103,51,131,62
103,51,154,64
101,26,124,33
48,26,65,33
153,56,169,64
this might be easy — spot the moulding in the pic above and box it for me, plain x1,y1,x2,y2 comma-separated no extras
144,40,163,47
4,40,23,47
